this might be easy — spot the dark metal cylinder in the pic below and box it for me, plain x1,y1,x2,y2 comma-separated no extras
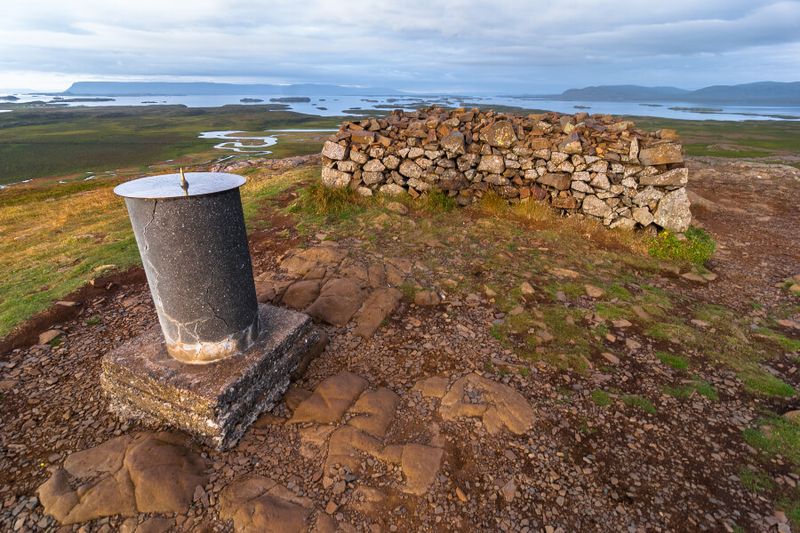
114,172,259,364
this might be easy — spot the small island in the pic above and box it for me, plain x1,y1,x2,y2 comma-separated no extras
269,96,311,103
0,95,20,101
239,97,264,103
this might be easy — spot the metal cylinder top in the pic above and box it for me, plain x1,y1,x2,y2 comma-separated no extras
113,172,246,199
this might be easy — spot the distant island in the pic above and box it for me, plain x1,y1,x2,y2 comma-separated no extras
0,95,20,101
532,81,800,106
239,98,264,103
50,97,115,103
270,97,311,103
63,81,403,97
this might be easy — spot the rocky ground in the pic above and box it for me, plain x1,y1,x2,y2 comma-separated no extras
1,156,799,532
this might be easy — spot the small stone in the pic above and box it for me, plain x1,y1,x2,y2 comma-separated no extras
625,338,641,351
584,285,604,298
385,202,408,215
414,290,441,306
38,329,62,345
500,480,517,502
520,282,535,295
681,272,707,283
602,352,620,365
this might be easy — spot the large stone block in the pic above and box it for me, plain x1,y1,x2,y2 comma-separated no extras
639,167,688,187
102,304,325,450
638,143,683,166
654,188,692,232
538,173,571,190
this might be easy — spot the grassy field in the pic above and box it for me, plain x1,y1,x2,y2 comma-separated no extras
633,117,800,161
1,103,799,337
0,104,343,336
0,105,341,185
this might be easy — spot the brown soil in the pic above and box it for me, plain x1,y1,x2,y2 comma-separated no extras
686,157,800,310
1,157,799,532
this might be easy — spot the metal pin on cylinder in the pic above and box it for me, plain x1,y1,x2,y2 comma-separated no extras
114,171,259,364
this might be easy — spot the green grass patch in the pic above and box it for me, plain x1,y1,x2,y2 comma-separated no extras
664,378,718,401
740,369,796,398
85,316,102,326
755,328,800,353
657,351,689,371
744,416,800,468
591,389,612,407
739,467,776,493
595,303,632,321
622,394,657,414
645,322,696,344
289,181,365,220
419,189,457,213
606,283,633,301
648,227,716,266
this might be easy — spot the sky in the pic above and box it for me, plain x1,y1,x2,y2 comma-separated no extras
1,0,799,93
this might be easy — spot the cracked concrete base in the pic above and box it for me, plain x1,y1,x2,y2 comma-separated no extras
101,304,326,450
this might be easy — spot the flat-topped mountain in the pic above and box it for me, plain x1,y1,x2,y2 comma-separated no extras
64,81,404,97
547,81,800,105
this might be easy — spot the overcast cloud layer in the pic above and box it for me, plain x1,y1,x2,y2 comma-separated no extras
1,0,799,92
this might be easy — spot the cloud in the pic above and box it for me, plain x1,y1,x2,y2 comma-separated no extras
0,0,798,91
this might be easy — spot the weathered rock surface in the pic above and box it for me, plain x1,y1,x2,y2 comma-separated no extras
638,143,683,166
305,278,365,326
439,373,536,435
289,372,368,424
38,432,207,525
353,288,402,338
654,188,692,232
220,476,313,533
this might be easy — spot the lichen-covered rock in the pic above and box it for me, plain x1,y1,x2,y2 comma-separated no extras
582,195,613,218
639,167,688,187
477,154,505,174
398,159,423,179
321,140,347,161
321,167,351,188
482,120,517,148
638,143,683,166
440,131,466,155
654,188,692,232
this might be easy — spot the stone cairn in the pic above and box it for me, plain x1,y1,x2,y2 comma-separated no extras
320,107,692,232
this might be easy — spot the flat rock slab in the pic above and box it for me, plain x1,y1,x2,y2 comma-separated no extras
439,373,536,435
353,288,402,338
288,371,368,424
38,432,207,525
305,278,365,327
102,304,325,450
220,475,314,533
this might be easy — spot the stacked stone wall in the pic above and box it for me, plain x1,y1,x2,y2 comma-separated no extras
320,107,691,232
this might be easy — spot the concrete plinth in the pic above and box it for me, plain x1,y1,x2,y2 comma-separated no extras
101,304,326,450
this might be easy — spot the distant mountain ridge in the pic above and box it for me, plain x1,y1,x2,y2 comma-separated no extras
548,82,800,105
64,82,404,96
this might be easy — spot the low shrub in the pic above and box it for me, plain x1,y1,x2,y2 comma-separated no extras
648,226,716,265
